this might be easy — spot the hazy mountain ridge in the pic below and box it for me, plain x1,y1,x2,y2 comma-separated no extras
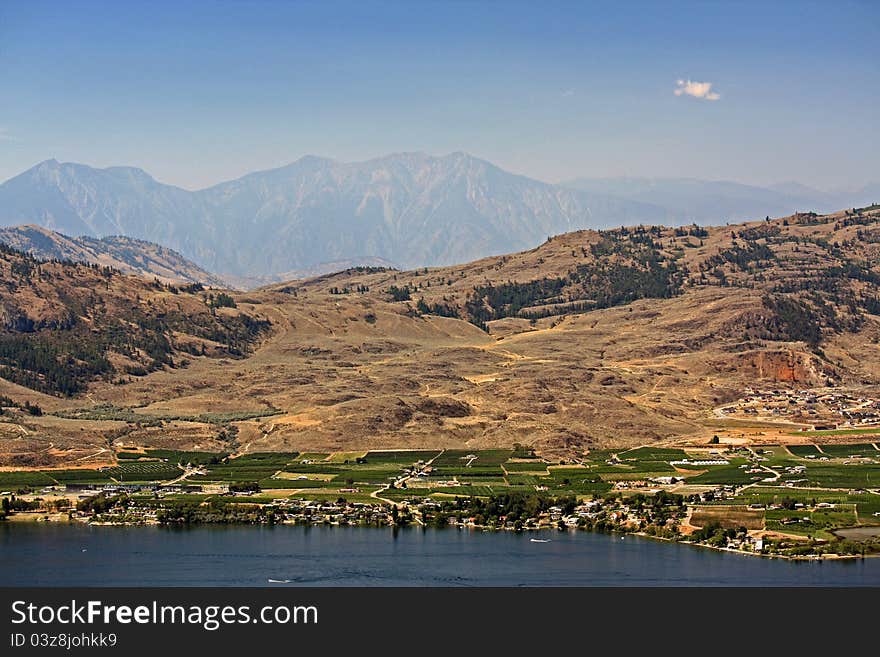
0,154,671,280
0,224,228,287
562,176,879,224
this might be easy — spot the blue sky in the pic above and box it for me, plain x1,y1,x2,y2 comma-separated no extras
1,0,877,190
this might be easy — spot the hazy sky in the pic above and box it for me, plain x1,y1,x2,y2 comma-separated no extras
1,0,877,190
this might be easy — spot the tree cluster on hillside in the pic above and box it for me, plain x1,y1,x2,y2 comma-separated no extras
462,229,684,329
0,243,270,395
387,285,412,301
206,291,236,308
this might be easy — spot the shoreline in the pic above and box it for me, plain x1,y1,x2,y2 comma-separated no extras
3,512,875,562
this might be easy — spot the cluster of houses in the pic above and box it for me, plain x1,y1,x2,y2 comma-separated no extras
274,499,395,525
696,485,739,502
718,387,880,430
62,494,400,527
62,482,204,496
725,532,764,553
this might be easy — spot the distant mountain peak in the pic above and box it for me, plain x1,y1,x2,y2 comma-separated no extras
288,154,337,168
22,159,154,182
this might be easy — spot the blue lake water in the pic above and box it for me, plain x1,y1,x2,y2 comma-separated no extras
2,523,878,586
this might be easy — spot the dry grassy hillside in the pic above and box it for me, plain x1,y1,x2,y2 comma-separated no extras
2,206,880,467
0,224,228,287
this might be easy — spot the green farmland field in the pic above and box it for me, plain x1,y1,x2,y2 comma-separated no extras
2,445,877,511
364,450,440,464
799,464,880,488
503,461,551,473
817,443,878,459
787,445,822,457
617,447,688,461
0,471,56,489
102,462,182,481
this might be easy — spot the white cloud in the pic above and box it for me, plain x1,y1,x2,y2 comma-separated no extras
561,88,575,98
674,79,721,101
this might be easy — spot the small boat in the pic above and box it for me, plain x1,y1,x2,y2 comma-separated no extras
267,578,292,583
530,538,551,543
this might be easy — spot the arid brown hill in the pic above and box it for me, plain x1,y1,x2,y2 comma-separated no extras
1,205,879,466
0,224,228,288
292,205,880,348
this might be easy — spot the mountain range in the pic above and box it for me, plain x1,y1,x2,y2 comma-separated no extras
0,153,875,286
0,153,669,282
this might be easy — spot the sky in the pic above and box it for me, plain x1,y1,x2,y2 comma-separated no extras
0,0,878,190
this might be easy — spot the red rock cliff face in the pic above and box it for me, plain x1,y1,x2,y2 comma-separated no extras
723,350,834,384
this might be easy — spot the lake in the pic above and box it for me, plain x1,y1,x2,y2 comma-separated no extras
2,523,878,586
